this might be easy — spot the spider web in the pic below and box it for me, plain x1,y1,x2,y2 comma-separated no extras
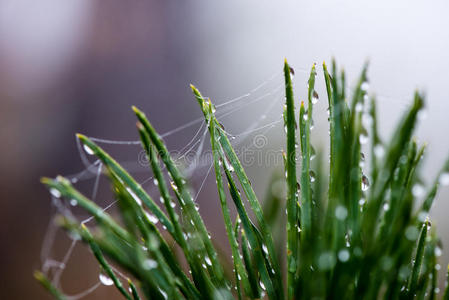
38,63,412,299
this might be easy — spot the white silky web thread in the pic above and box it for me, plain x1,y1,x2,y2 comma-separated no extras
39,65,412,298
38,69,287,299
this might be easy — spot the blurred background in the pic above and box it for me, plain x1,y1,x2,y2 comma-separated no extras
1,0,449,298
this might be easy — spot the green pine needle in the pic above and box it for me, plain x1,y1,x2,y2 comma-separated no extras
38,60,449,300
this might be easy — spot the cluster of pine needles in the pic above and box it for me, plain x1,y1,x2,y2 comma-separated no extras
36,60,449,299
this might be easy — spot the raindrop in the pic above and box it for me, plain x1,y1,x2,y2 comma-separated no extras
83,144,94,155
355,103,363,112
439,172,449,186
361,81,369,92
318,252,336,270
412,184,425,197
70,199,78,207
205,256,212,266
99,273,114,286
338,249,350,262
405,226,419,241
312,90,319,104
358,198,366,206
361,175,370,191
417,211,428,222
310,118,315,130
309,170,316,182
362,113,373,128
145,212,159,224
383,203,390,211
310,146,316,161
153,179,159,186
418,109,428,121
262,244,268,255
359,131,369,145
360,152,365,162
374,145,385,158
435,247,442,257
303,114,309,121
289,66,295,76
260,281,266,291
50,188,61,198
143,259,158,270
335,205,348,220
126,187,142,206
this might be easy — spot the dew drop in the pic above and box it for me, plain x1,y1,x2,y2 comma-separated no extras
260,281,266,291
205,256,212,266
310,118,315,130
374,144,385,158
417,211,428,222
262,244,268,255
312,90,319,104
126,187,142,206
143,259,158,270
70,199,78,207
50,188,61,198
435,247,442,257
383,203,390,211
418,109,428,121
145,212,159,224
83,144,94,155
362,113,373,128
359,132,369,145
412,184,425,197
439,172,449,186
405,226,419,241
335,205,348,220
361,81,369,92
309,170,316,183
355,103,363,113
310,146,316,161
361,175,370,191
99,273,114,286
289,66,295,76
303,114,309,121
338,249,350,262
153,178,159,186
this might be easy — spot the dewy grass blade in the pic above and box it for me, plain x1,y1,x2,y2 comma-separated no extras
133,107,228,290
408,220,429,297
38,59,449,300
207,103,253,298
191,84,283,298
34,271,67,300
283,59,299,299
81,224,134,300
128,279,142,300
223,161,277,299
